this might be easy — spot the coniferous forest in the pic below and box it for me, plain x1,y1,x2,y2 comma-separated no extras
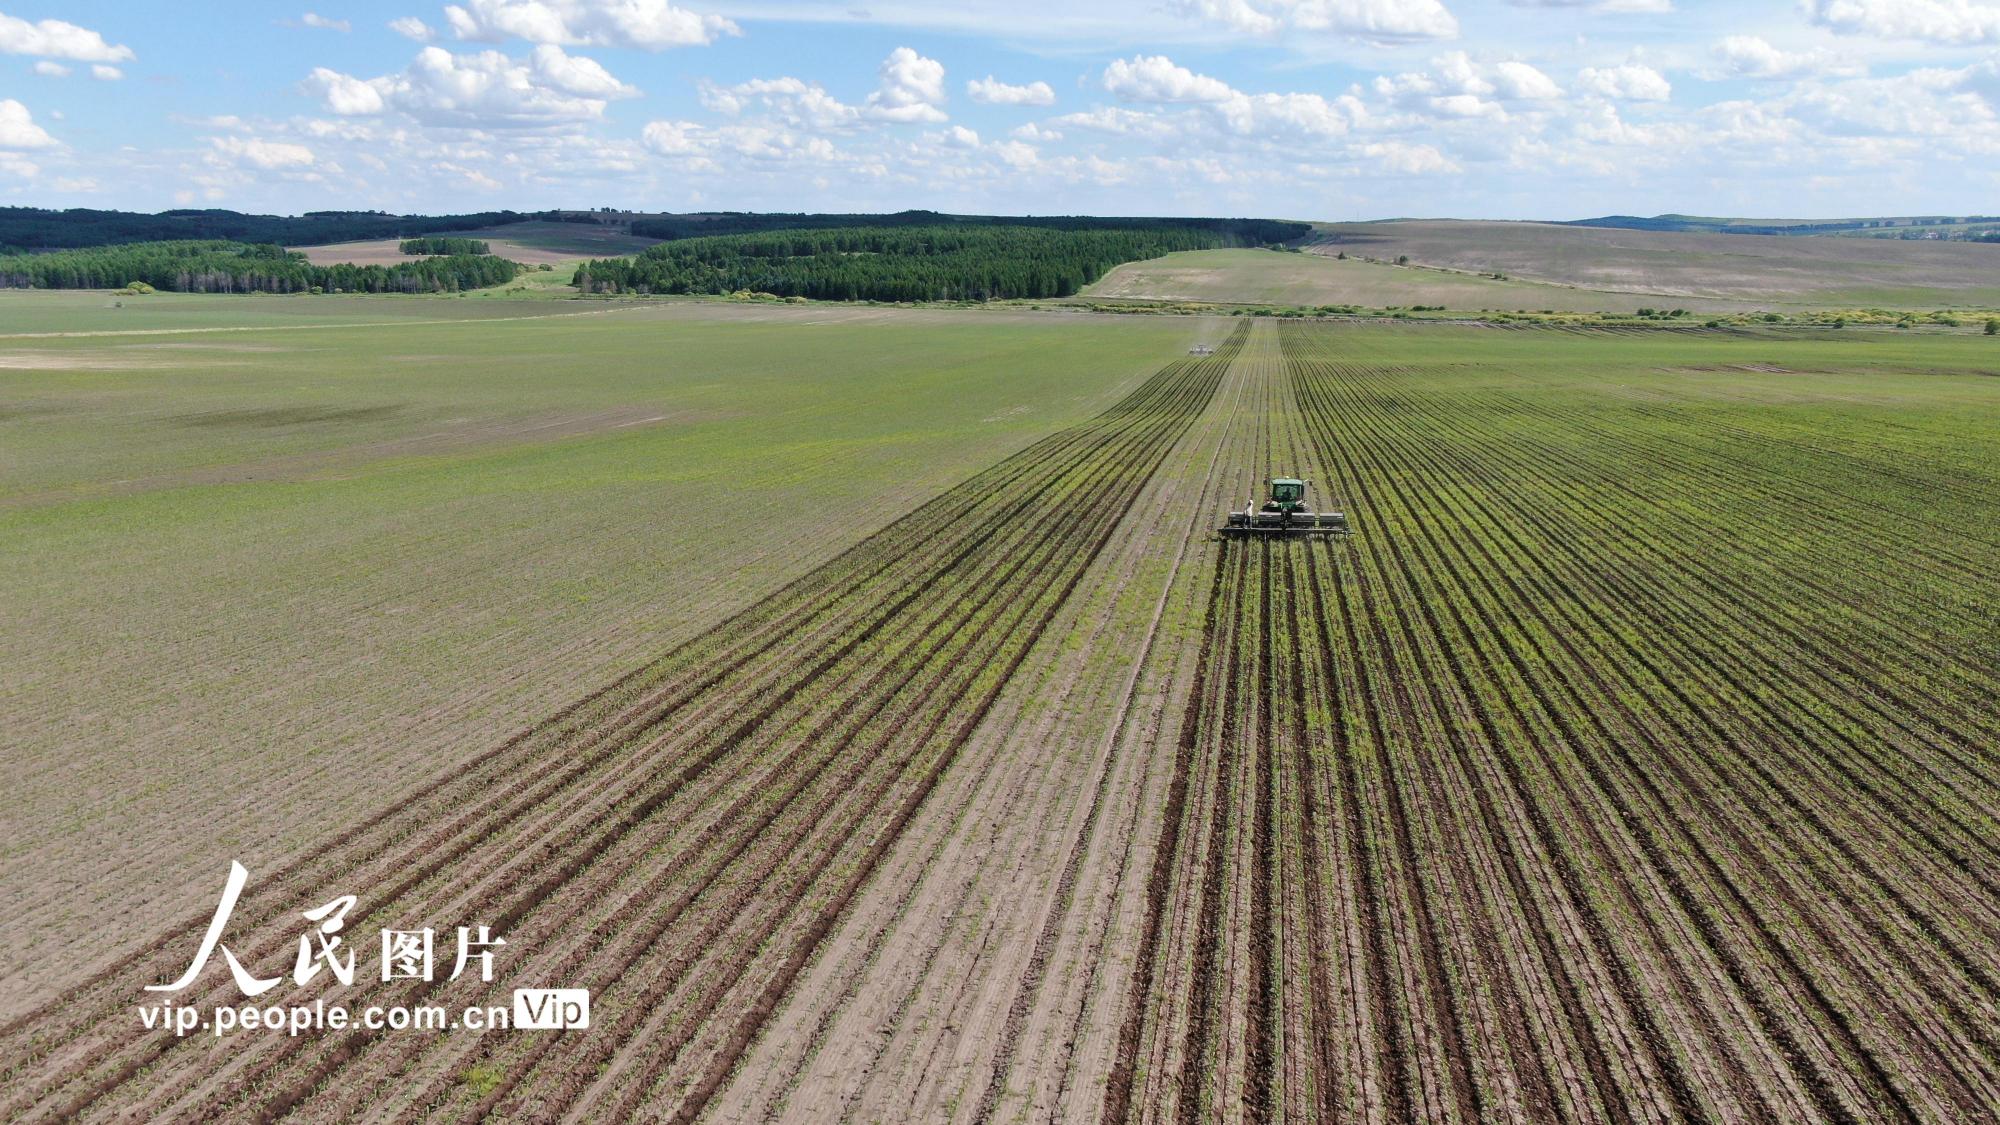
0,240,521,294
399,236,492,256
574,222,1305,301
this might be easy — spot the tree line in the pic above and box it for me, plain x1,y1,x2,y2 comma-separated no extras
400,236,491,256
575,223,1292,302
630,209,1308,244
0,208,537,252
0,240,522,294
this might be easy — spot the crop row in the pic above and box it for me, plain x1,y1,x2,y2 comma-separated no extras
0,325,1248,1122
1102,319,1997,1123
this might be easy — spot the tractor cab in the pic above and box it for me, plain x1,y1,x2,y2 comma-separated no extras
1264,478,1307,512
1221,476,1351,540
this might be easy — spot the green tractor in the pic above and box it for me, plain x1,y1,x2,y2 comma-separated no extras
1220,477,1350,540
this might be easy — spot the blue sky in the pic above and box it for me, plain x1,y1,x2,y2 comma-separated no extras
3,1,1999,219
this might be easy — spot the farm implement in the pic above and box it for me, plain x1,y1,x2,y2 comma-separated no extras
1220,477,1350,540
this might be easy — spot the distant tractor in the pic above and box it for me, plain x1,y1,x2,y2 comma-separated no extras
1220,477,1350,540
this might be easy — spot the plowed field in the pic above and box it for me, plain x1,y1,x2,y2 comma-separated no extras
6,314,1997,1122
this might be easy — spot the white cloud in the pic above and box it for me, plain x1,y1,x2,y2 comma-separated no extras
1103,55,1235,103
641,118,705,155
305,67,387,114
1012,121,1063,141
389,16,437,41
304,45,635,127
866,46,947,122
527,42,636,96
1176,0,1458,40
1216,90,1359,135
1803,0,2000,45
701,76,861,128
0,99,55,148
1360,140,1459,174
715,123,838,161
1374,53,1542,118
1084,54,1364,141
967,76,1056,106
1494,61,1562,99
991,139,1040,166
443,0,738,49
1784,59,2000,137
1507,0,1673,10
90,64,121,81
1577,63,1672,101
300,12,351,32
1707,35,1852,80
209,136,316,169
1049,105,1180,137
32,59,67,77
0,13,134,62
941,124,980,147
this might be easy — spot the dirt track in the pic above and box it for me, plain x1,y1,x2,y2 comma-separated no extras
4,321,1997,1121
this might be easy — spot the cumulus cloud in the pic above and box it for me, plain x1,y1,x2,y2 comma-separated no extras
991,139,1039,166
1086,56,1362,140
701,76,861,128
389,16,436,41
526,42,637,96
1577,63,1671,101
1373,53,1561,118
209,136,316,169
305,67,387,114
1216,91,1359,135
866,46,947,122
443,0,739,49
1176,0,1458,40
1784,58,2000,137
1103,55,1236,103
940,124,980,147
1803,0,2000,45
967,76,1055,106
89,63,121,80
1494,60,1562,100
1707,35,1853,80
1506,0,1673,10
32,60,67,77
641,118,705,155
1360,139,1460,174
1049,105,1181,138
300,12,351,31
304,45,636,127
0,99,55,148
0,13,134,62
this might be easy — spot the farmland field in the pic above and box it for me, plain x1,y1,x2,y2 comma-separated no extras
293,221,662,267
0,294,1204,1017
1083,248,1754,314
4,301,1998,1121
1311,220,2000,309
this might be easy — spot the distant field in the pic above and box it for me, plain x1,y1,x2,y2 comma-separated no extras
0,294,1205,1017
1312,219,2000,308
8,306,1997,1120
0,289,647,334
292,220,661,266
1083,247,1754,313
